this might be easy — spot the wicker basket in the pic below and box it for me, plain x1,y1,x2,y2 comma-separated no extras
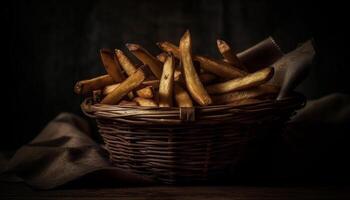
81,93,305,184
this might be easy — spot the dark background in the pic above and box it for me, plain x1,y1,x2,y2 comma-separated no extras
4,0,348,149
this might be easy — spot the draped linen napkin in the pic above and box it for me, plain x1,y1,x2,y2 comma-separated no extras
0,113,153,189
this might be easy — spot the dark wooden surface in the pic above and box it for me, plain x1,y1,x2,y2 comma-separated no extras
1,182,349,200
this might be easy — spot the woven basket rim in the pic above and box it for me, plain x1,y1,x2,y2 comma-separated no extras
82,92,305,110
81,92,305,125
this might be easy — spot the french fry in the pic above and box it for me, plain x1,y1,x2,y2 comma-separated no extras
118,100,138,106
195,56,247,78
115,49,154,99
103,83,134,99
216,39,246,71
174,84,193,107
159,54,175,107
74,74,114,95
126,43,163,79
157,41,181,58
212,84,279,104
100,49,125,82
142,80,160,89
174,71,216,85
157,52,168,63
174,68,182,82
179,30,212,106
157,41,247,78
136,86,154,99
101,67,146,104
207,67,274,94
102,83,120,96
78,30,285,109
142,73,213,107
133,97,158,107
115,49,138,76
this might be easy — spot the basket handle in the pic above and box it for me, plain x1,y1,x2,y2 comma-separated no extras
179,107,195,122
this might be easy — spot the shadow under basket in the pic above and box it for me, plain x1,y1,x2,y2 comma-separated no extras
81,93,305,184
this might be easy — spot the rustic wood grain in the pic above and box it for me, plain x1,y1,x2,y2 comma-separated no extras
1,183,349,200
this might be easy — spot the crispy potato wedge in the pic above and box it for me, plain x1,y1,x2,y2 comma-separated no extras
103,83,134,99
115,49,137,76
126,43,163,79
74,74,114,95
174,84,193,107
157,41,181,58
77,31,285,108
142,80,160,89
157,52,168,63
216,39,246,71
174,71,216,85
101,67,146,104
157,41,246,78
102,83,120,96
133,97,158,107
136,86,154,99
212,84,279,104
174,68,182,82
207,67,274,94
115,51,154,99
179,30,212,106
195,56,246,78
100,49,125,82
159,54,175,107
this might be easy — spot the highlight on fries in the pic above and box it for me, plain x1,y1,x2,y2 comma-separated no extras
179,30,212,106
126,43,163,79
75,30,283,107
135,86,154,99
206,67,274,94
115,49,137,76
159,54,175,107
74,74,114,95
174,84,193,107
100,48,125,82
216,39,246,71
133,97,158,107
101,66,146,105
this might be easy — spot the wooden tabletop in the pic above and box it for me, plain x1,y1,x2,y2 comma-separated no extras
1,182,349,200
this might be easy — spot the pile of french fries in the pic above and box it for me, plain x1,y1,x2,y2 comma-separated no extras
74,30,279,107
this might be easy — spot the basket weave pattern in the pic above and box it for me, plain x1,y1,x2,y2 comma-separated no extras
82,94,305,183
